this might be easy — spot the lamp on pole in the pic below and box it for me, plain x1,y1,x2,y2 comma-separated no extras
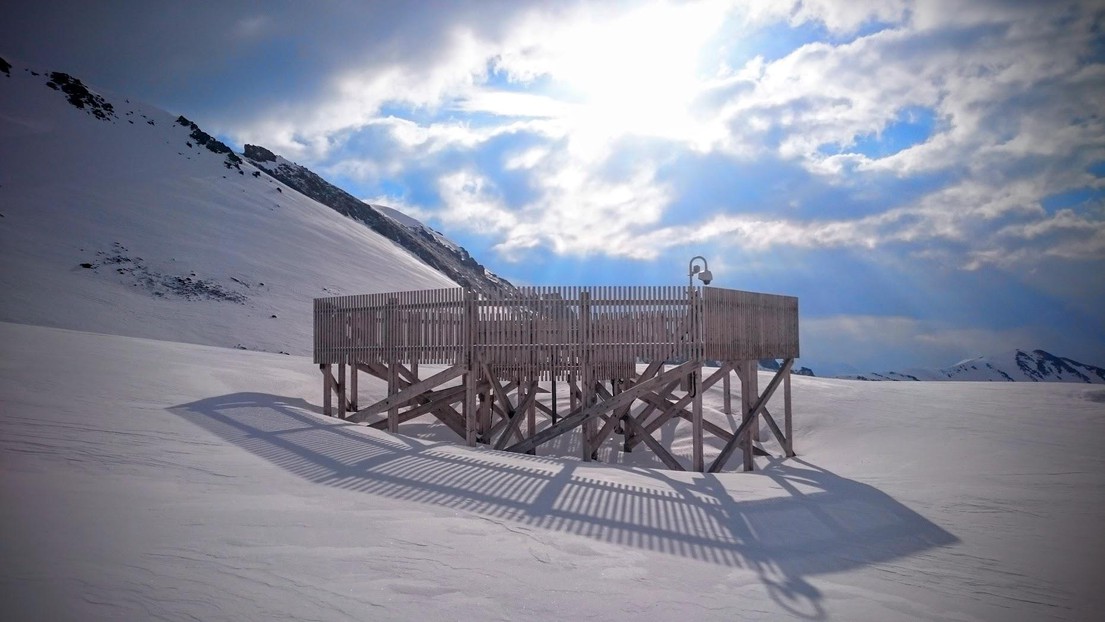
688,255,712,288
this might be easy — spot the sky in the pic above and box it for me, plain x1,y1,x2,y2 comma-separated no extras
3,0,1104,374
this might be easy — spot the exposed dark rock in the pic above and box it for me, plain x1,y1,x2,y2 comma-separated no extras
243,144,277,162
0,56,11,77
175,115,241,169
44,72,116,120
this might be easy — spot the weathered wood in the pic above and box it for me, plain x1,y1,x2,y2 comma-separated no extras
349,361,359,412
493,380,539,450
367,385,466,428
352,363,467,421
709,358,794,473
321,364,333,417
760,406,788,453
316,286,799,470
626,363,731,450
742,362,753,471
387,362,398,433
722,369,731,415
504,360,698,455
620,409,685,471
337,362,347,418
784,362,794,457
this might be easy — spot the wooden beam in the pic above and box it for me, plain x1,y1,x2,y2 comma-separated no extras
505,360,698,455
494,380,539,450
620,408,685,470
350,363,467,422
367,385,466,428
760,406,788,454
708,358,793,473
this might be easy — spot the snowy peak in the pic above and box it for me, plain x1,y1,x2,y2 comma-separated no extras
242,144,513,297
846,349,1105,383
0,57,457,355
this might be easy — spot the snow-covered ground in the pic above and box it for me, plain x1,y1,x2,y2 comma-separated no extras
0,63,455,356
3,321,1103,620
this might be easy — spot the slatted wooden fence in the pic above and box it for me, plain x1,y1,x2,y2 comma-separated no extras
315,285,798,375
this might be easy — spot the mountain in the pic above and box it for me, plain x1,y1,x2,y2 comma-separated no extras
842,349,1105,383
240,144,512,297
0,58,466,355
758,358,816,376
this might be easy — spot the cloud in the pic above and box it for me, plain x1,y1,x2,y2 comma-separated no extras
800,314,1071,373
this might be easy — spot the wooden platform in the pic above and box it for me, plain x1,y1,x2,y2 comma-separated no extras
314,286,798,472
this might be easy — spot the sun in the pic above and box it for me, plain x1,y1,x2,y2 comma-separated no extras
544,2,723,145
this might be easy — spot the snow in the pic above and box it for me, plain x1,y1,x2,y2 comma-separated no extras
2,321,1104,620
3,59,1105,620
0,64,456,357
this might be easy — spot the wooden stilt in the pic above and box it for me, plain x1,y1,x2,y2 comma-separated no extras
387,363,398,433
723,369,731,415
464,364,478,447
526,377,536,455
349,361,358,412
750,362,762,442
741,362,754,472
321,364,332,417
337,362,347,419
692,362,704,472
784,361,794,457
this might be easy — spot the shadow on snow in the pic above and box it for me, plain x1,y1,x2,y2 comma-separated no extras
170,392,958,620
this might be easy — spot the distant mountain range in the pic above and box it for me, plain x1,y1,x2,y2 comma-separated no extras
839,349,1105,384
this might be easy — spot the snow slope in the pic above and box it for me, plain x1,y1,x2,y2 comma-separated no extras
845,349,1105,383
0,61,456,356
2,321,1103,620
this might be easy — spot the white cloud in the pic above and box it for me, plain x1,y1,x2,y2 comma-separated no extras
213,0,1105,275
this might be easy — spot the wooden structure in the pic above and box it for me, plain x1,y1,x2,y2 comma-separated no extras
314,286,798,472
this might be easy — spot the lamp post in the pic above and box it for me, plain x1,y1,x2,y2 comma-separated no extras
686,255,713,472
688,255,712,287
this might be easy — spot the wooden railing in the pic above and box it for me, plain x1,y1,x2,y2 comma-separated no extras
314,285,798,378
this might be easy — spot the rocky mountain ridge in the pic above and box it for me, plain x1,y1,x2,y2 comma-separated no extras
242,144,512,297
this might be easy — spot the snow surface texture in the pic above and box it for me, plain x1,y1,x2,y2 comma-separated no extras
0,61,457,356
844,349,1105,383
2,321,1104,620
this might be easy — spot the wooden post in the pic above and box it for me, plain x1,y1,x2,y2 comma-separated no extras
692,363,704,472
784,362,794,457
322,363,332,417
387,363,399,433
349,361,358,412
526,377,537,455
580,291,593,461
337,362,347,419
387,298,399,434
551,378,558,424
463,290,477,447
741,362,754,472
750,362,762,442
722,369,731,415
